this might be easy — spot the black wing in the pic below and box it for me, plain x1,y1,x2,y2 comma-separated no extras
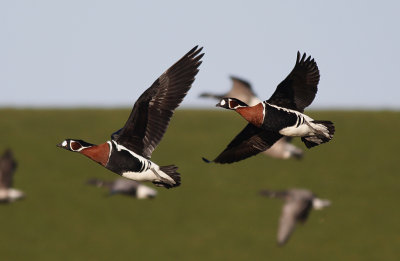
0,149,17,189
267,52,320,112
207,124,282,164
112,46,204,159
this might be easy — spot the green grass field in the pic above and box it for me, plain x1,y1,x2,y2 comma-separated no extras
0,109,399,260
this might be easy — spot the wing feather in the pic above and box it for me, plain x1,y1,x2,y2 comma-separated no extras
113,46,203,158
267,52,320,112
210,124,282,164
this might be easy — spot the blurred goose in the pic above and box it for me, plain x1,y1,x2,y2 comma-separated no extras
87,178,157,199
200,76,260,106
260,188,331,246
0,149,25,203
200,76,304,160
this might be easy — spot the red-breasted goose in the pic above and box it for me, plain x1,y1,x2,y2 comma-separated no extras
57,46,204,188
203,52,334,164
200,76,304,160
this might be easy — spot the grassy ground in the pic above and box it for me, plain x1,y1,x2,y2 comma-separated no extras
0,109,399,260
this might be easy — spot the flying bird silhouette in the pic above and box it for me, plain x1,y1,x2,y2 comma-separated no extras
58,46,204,188
200,76,304,160
203,52,334,164
260,188,331,246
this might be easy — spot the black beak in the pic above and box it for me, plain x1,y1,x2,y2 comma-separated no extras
56,143,63,148
215,103,221,107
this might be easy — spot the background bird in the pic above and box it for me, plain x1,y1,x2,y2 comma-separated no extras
200,76,304,160
57,46,204,188
260,188,331,246
203,52,335,164
200,76,260,106
0,149,25,203
86,178,157,199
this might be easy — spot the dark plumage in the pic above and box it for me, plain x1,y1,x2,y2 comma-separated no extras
203,52,334,164
200,76,304,160
204,124,283,164
58,46,204,188
267,52,320,113
112,46,204,159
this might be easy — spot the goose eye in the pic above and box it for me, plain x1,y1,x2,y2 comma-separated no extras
61,140,67,147
220,100,226,106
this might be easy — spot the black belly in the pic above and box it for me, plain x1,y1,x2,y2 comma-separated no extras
106,149,144,175
261,104,298,131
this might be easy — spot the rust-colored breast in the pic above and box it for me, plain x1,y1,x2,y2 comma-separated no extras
236,103,264,127
80,142,110,167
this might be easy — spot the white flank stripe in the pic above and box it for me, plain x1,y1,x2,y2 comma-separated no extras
111,141,175,184
261,102,266,122
122,169,158,182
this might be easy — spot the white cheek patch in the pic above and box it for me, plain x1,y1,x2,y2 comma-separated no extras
62,140,67,147
220,100,226,106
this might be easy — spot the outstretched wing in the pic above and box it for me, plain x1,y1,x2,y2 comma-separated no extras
277,201,299,246
206,124,282,164
112,46,204,159
267,52,320,112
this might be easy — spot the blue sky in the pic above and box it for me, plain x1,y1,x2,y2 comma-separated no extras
1,0,399,109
